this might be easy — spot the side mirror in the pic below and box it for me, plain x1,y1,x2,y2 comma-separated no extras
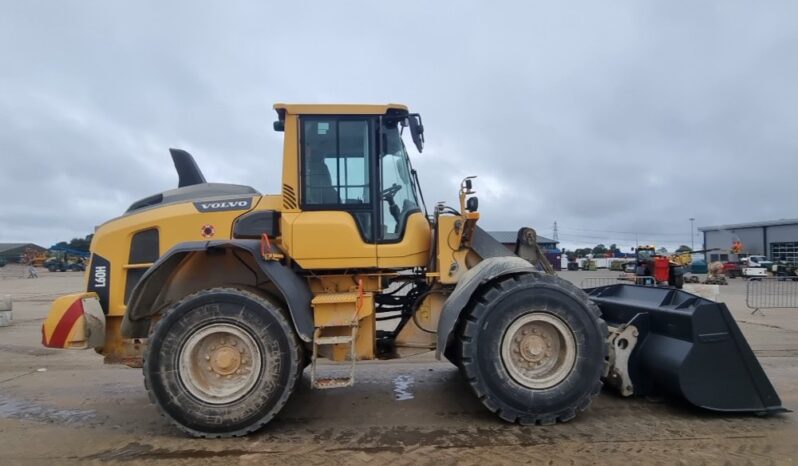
408,114,424,153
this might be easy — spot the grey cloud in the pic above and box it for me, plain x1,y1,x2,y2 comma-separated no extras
0,1,796,252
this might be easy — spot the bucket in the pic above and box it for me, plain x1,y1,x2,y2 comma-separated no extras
586,284,786,414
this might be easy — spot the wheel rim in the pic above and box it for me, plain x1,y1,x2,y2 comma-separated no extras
178,323,263,404
500,312,577,389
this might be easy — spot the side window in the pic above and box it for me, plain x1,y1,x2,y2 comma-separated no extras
302,118,371,206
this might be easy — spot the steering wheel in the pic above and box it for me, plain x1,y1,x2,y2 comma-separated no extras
381,183,402,200
381,183,403,224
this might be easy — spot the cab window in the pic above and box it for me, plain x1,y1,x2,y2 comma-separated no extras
301,117,374,241
302,119,371,205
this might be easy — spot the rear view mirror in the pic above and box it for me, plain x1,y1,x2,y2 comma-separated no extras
408,114,424,153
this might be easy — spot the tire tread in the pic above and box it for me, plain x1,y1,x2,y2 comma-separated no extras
456,273,608,426
142,286,303,438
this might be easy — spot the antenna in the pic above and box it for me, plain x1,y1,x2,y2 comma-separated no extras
553,221,559,243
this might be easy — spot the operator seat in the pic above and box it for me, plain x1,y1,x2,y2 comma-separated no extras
306,149,340,204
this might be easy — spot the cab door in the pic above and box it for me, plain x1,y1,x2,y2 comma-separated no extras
290,117,378,269
375,119,431,268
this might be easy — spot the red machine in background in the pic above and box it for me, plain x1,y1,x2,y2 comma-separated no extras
634,245,685,288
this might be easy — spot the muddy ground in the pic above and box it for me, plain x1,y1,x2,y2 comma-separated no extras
0,265,796,464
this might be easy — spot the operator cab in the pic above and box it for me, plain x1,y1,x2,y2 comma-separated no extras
635,246,657,263
274,104,430,269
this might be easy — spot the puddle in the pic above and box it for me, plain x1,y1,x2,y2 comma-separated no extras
88,442,281,461
0,392,95,425
393,375,414,401
0,344,58,356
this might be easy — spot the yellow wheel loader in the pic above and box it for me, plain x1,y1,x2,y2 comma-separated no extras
42,103,785,437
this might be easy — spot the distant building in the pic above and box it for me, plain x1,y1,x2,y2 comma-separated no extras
699,218,798,264
487,231,559,251
0,243,47,263
487,231,561,271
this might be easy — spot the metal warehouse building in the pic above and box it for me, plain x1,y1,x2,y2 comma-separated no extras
699,218,798,264
487,231,559,251
0,243,47,263
488,231,562,271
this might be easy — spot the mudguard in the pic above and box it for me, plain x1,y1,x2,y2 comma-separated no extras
436,256,534,360
42,292,105,349
121,240,313,342
586,284,787,414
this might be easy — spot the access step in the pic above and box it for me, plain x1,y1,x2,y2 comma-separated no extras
311,326,358,390
313,377,354,389
315,335,354,345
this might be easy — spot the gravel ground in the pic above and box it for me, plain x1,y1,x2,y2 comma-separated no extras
0,265,796,464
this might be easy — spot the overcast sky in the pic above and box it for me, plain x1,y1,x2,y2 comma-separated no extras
1,2,796,252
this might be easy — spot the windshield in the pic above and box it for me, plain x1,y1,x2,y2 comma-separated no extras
381,123,420,240
637,249,655,261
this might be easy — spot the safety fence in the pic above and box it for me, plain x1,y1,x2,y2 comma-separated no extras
746,277,798,314
579,276,656,289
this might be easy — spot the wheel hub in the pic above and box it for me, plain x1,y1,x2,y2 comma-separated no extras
519,334,548,362
178,323,262,404
501,312,577,389
210,346,241,375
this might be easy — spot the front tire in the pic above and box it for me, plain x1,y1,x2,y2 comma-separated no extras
457,274,607,425
672,272,684,289
143,287,303,437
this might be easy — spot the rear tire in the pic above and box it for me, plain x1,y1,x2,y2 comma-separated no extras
457,273,607,425
143,287,302,437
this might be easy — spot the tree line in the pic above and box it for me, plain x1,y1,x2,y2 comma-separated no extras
52,234,94,252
